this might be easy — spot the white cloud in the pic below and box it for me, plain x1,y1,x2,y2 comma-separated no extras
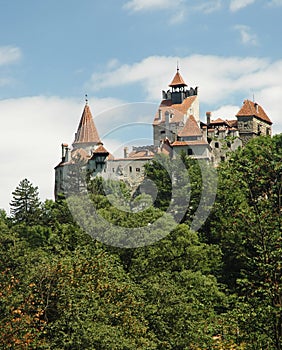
88,54,282,133
169,9,186,24
0,95,123,213
194,0,222,14
211,104,241,120
123,0,222,24
229,0,256,12
0,46,22,66
3,53,282,211
256,86,282,135
124,0,222,13
123,0,182,12
88,55,270,103
234,24,258,46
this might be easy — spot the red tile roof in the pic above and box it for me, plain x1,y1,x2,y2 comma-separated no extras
153,95,197,125
169,70,187,87
73,104,101,145
71,148,89,161
178,115,202,137
226,119,238,127
210,118,227,125
93,144,109,154
172,140,208,146
127,150,155,158
236,100,272,124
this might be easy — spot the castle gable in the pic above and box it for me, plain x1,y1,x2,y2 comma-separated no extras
178,115,202,138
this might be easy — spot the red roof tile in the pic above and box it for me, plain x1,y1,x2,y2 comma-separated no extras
93,144,109,154
178,115,202,137
153,95,197,125
210,118,226,125
169,69,187,87
172,140,208,146
73,104,101,145
71,148,89,161
236,100,272,124
226,119,238,127
127,150,155,158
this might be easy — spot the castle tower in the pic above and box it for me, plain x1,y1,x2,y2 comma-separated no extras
169,67,188,104
236,100,272,145
54,100,101,199
153,67,199,146
72,100,101,154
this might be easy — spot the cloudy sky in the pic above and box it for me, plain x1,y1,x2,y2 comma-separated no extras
0,0,281,212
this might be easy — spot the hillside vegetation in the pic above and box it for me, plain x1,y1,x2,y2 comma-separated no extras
0,135,281,349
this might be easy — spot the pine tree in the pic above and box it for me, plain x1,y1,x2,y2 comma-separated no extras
10,179,41,224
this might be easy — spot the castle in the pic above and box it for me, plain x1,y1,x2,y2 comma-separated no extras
54,68,272,198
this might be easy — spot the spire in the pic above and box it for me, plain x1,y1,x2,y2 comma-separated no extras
73,101,101,148
169,66,187,87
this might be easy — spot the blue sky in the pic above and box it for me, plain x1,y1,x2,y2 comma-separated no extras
0,0,281,211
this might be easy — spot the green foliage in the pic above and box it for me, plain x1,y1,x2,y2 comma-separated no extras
1,135,281,349
10,178,42,225
207,135,282,348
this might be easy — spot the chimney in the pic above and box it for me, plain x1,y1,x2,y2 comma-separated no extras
124,146,128,158
61,143,69,162
206,111,211,125
254,102,259,113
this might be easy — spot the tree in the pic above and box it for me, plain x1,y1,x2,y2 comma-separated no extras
10,179,41,225
207,135,282,348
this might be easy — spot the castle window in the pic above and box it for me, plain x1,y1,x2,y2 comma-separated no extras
160,130,165,134
112,168,115,173
187,148,193,156
129,166,132,173
220,156,225,162
266,127,271,136
136,168,140,172
215,142,219,148
227,141,231,148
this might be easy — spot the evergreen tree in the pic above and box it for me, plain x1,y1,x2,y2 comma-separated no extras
10,179,41,224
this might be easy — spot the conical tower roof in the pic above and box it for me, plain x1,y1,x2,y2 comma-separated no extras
73,103,100,147
169,68,187,87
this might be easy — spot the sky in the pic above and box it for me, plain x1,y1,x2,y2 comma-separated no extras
0,0,281,212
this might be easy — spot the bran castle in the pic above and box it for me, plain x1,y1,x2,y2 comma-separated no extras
54,68,272,198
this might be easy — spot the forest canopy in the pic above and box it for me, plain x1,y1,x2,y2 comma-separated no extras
0,134,281,349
